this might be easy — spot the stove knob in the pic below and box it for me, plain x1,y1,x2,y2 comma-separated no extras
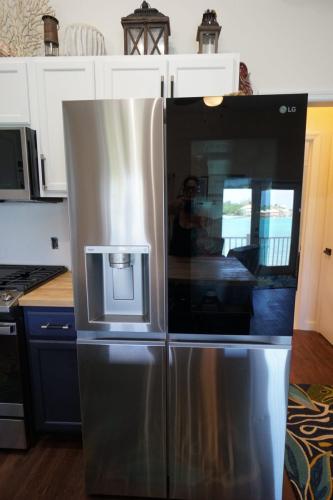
1,292,12,302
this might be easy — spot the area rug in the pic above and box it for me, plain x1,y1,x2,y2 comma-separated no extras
285,384,333,499
255,274,297,289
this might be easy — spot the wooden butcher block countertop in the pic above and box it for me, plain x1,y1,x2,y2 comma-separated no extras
18,271,74,307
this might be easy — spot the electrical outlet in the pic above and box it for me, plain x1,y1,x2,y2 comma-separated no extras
51,237,59,249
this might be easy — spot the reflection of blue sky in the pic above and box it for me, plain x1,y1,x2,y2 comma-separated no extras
223,188,251,204
262,190,294,209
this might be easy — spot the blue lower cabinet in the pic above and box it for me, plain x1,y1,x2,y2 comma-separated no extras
24,308,81,433
29,340,81,432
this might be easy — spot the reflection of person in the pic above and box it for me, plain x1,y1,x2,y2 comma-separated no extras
169,176,212,256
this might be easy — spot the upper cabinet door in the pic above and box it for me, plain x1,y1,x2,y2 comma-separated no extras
96,56,168,99
0,61,30,124
167,54,240,98
34,59,95,197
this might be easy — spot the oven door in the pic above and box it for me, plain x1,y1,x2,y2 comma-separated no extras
0,322,27,449
0,128,32,201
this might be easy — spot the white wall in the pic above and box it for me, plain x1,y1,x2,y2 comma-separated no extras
0,201,71,268
52,0,333,94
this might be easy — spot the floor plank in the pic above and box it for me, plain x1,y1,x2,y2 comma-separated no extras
0,330,331,500
290,330,333,384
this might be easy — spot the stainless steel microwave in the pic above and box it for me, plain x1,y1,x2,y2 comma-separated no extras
0,127,41,201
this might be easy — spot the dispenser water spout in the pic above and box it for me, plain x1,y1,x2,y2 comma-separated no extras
109,253,131,268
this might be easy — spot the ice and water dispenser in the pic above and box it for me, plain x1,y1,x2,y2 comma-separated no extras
85,246,150,324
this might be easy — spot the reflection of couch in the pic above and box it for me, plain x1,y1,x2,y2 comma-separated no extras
227,244,260,275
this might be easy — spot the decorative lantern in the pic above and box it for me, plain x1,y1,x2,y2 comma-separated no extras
196,10,221,54
121,2,170,55
42,15,59,56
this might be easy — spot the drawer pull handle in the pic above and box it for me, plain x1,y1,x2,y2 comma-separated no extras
41,323,70,330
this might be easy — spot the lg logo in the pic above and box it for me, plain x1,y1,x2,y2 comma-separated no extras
279,105,296,114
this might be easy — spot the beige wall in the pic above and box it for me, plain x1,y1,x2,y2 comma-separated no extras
295,106,333,330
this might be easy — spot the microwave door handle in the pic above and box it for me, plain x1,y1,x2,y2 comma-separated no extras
40,154,47,189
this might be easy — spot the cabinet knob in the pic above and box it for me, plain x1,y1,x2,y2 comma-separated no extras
323,247,332,256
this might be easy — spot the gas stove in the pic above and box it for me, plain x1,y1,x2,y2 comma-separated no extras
0,265,67,312
0,264,67,450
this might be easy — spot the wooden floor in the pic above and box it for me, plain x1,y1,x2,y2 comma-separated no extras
0,330,332,500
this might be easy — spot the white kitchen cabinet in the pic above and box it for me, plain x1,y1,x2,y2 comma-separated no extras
33,59,95,197
167,54,240,97
0,61,30,124
96,53,240,100
95,56,168,99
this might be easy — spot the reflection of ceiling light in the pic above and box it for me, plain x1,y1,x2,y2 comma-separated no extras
203,96,224,107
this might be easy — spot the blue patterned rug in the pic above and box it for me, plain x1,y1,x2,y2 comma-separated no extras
286,384,333,499
255,275,297,289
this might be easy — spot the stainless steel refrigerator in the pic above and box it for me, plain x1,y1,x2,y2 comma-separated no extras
63,94,307,500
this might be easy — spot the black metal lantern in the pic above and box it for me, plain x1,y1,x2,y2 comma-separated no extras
196,10,221,54
121,2,170,55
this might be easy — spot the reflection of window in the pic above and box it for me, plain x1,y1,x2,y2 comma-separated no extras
222,188,252,256
223,188,252,214
259,189,294,267
260,190,293,218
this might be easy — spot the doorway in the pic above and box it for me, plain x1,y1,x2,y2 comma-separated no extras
295,104,333,344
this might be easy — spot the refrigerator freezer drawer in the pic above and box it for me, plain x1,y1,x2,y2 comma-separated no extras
78,340,167,498
168,342,291,500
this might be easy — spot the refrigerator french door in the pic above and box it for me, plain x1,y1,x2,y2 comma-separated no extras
64,98,167,498
64,94,307,500
166,94,307,500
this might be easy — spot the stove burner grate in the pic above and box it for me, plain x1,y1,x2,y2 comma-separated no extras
0,265,67,292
